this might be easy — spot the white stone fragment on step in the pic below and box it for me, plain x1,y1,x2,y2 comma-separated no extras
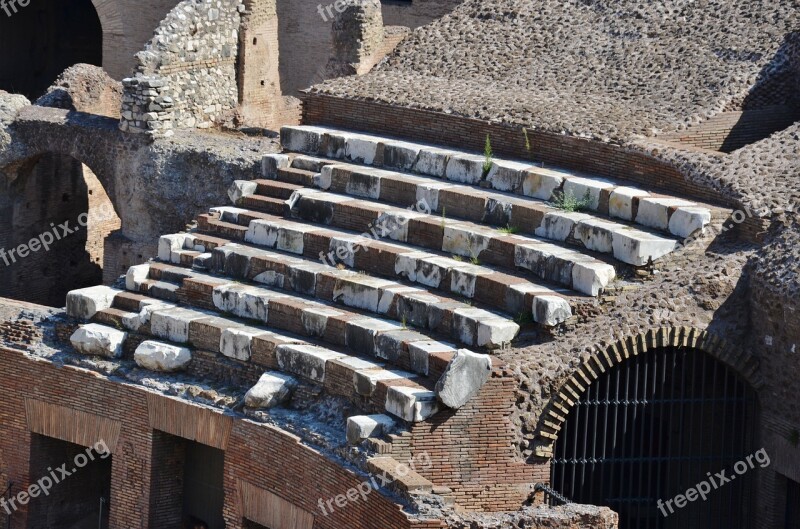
562,177,615,211
126,264,151,292
228,180,258,204
158,234,191,264
434,349,492,408
347,414,396,444
535,211,593,242
150,307,208,343
571,261,616,296
134,341,191,372
276,344,346,382
522,167,565,200
220,327,264,361
668,206,712,238
66,285,122,320
611,228,678,266
70,324,127,359
244,371,298,409
385,386,440,422
533,295,572,327
636,197,695,231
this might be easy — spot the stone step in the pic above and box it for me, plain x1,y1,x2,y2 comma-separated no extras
235,188,617,295
254,167,681,268
192,211,578,324
278,125,716,239
77,289,443,422
172,234,542,339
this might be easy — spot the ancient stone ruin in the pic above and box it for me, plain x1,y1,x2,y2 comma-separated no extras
0,1,798,528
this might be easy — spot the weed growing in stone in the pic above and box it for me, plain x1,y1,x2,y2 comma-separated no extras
498,225,519,234
482,134,494,178
551,189,592,213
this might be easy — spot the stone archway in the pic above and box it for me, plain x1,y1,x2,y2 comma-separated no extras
541,328,763,529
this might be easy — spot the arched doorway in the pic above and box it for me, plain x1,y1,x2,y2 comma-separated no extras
0,0,103,100
0,153,120,307
551,346,758,529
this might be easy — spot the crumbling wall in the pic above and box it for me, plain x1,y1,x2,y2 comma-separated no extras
119,0,242,136
328,0,385,76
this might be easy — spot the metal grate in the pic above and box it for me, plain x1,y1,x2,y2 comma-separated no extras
551,346,757,529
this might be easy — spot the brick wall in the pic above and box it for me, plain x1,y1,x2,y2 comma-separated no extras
388,371,542,512
237,0,282,128
302,93,736,207
659,105,800,153
749,279,800,529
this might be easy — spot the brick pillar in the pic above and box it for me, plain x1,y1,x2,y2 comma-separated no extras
237,0,282,128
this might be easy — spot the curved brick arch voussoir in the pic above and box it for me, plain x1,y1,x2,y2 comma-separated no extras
536,326,763,457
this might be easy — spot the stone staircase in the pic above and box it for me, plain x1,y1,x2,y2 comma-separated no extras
64,124,721,446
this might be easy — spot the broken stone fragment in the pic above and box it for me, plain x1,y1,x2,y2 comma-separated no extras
134,340,191,372
66,285,122,320
385,386,439,422
533,295,572,327
244,371,298,409
435,349,492,409
346,414,396,445
70,324,127,359
227,180,258,204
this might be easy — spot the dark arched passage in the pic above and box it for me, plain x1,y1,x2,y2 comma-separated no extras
551,345,758,529
0,0,103,100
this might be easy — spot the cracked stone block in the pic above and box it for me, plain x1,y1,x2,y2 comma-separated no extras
445,153,485,184
276,344,345,382
522,167,565,200
414,147,451,177
261,154,290,178
571,261,616,296
347,414,396,444
669,206,712,238
158,233,191,263
150,307,209,343
536,211,593,242
70,324,127,359
245,371,298,409
486,159,532,191
134,340,191,372
212,284,284,322
385,386,440,422
415,181,452,212
220,327,265,361
245,219,279,247
442,225,491,258
346,318,404,356
435,349,492,408
343,168,382,199
636,197,695,231
228,180,258,204
574,218,619,254
533,295,572,326
210,206,249,224
301,307,343,337
609,187,650,221
562,177,616,211
611,228,678,266
126,264,151,292
66,285,122,319
408,341,457,376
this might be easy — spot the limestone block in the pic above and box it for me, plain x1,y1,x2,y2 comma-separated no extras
150,307,208,343
444,153,485,184
521,167,565,201
571,261,616,296
434,349,492,408
227,180,258,204
66,285,121,320
210,206,249,224
383,141,423,170
394,251,437,284
244,372,298,409
636,197,695,231
280,125,327,154
533,295,572,327
276,344,346,382
375,210,424,242
333,275,393,313
476,317,519,348
158,234,191,263
70,324,127,359
344,168,382,199
535,211,593,242
669,206,712,238
385,386,440,422
301,307,344,337
134,341,191,372
574,218,619,254
442,225,491,258
261,154,290,178
611,228,678,266
562,177,615,211
414,147,452,177
514,243,576,287
449,264,489,298
415,181,452,212
609,187,650,221
125,264,150,292
345,134,381,165
315,164,345,190
346,318,404,356
329,236,371,267
220,327,265,361
486,159,532,192
354,368,413,396
212,284,286,322
122,301,176,332
346,414,396,445
408,341,457,376
245,219,279,247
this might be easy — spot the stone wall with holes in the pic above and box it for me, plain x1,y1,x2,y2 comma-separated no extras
119,0,242,136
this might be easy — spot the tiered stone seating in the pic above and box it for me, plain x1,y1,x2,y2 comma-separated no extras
64,124,720,438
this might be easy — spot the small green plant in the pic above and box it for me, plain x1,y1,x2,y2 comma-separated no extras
498,225,519,235
482,134,494,178
470,256,481,265
401,313,408,330
515,311,534,325
523,127,532,153
452,254,463,262
551,189,592,213
441,206,447,229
